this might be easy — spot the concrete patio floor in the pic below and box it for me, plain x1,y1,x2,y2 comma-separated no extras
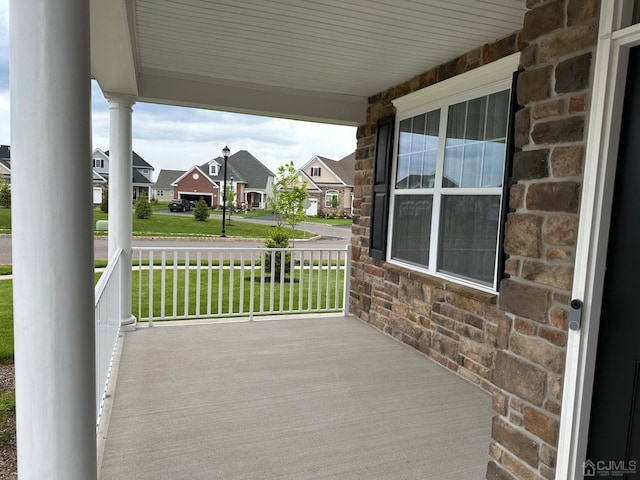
99,316,492,480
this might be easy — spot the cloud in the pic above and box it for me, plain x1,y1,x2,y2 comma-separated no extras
3,16,357,179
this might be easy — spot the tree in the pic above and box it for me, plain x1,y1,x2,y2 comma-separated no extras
193,197,210,221
264,226,292,281
273,161,307,245
134,195,152,219
330,193,339,217
0,179,10,208
100,187,108,213
225,184,236,225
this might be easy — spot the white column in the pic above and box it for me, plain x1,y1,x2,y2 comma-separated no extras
10,1,97,478
106,95,136,330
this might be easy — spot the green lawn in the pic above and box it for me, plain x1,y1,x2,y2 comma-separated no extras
93,209,310,239
0,208,9,232
0,280,13,363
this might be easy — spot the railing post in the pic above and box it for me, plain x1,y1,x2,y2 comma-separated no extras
343,244,352,317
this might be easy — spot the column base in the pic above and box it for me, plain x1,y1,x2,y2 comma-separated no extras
120,315,137,332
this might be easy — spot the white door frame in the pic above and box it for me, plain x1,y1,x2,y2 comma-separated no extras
557,1,640,478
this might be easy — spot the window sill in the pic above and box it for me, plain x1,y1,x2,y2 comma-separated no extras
385,259,498,303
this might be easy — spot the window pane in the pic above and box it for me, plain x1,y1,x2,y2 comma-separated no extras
443,146,463,187
465,97,487,142
408,153,423,188
422,150,437,188
397,110,440,190
391,195,433,267
482,141,506,187
461,143,483,188
446,102,466,147
485,90,510,140
411,114,427,151
396,154,410,188
399,119,412,155
438,195,501,286
444,90,509,189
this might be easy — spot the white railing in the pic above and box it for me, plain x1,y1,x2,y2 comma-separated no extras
132,246,351,324
94,248,123,430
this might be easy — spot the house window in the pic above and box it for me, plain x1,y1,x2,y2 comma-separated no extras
93,158,104,168
310,167,321,177
325,189,339,208
389,85,511,289
209,164,219,176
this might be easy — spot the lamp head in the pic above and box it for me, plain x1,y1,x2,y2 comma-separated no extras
222,146,230,159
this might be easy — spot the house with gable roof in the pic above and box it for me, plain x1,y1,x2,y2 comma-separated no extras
170,150,274,209
91,148,155,203
0,145,11,184
152,169,184,202
298,152,355,217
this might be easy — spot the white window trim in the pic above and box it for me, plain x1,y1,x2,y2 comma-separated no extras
556,2,640,479
325,189,339,207
387,54,518,293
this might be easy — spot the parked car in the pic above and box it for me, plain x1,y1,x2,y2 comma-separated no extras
189,200,197,208
169,199,191,212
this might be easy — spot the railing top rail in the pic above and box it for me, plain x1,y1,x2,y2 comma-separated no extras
94,248,123,307
132,246,349,252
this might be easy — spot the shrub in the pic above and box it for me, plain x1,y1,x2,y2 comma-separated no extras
264,226,292,280
193,197,210,221
0,179,10,208
99,187,108,213
134,195,152,219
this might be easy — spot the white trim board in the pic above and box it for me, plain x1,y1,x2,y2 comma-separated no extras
556,2,640,478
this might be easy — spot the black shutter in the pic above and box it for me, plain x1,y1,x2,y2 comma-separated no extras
497,70,522,287
369,114,395,260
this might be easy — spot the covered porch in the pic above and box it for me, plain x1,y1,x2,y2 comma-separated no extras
99,316,492,480
8,1,528,479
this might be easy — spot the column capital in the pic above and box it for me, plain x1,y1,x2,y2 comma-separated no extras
104,92,137,109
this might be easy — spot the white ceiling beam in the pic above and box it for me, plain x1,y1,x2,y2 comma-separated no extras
90,0,138,97
137,68,367,126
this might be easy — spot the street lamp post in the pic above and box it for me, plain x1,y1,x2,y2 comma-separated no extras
220,145,230,238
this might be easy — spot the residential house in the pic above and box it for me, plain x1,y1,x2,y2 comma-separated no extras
152,169,183,202
170,150,274,209
298,152,355,216
13,1,640,479
91,148,155,202
0,145,10,184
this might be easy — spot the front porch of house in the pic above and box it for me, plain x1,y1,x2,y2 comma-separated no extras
98,316,492,480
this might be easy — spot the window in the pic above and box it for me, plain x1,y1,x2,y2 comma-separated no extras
209,164,219,176
325,189,339,208
93,158,104,168
388,59,516,291
311,167,321,177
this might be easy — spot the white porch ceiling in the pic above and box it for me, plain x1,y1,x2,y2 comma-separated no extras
91,0,527,125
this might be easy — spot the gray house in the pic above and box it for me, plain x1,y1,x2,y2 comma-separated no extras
92,148,155,202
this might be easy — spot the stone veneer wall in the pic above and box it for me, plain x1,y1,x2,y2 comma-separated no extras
349,1,599,478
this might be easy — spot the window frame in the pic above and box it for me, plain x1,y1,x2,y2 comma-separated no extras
388,54,519,293
310,167,321,177
325,189,339,207
93,158,104,169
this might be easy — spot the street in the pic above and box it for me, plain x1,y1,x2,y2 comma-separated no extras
0,219,351,264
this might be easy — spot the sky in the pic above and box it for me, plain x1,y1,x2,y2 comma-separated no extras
0,1,357,180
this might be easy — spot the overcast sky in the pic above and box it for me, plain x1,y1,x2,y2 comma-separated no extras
0,1,357,179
